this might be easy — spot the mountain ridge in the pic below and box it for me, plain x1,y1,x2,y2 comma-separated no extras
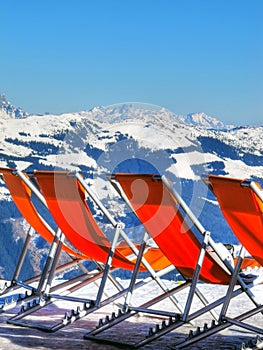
0,100,262,177
0,95,238,130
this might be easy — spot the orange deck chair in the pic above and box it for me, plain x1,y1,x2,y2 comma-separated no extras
1,167,156,330
0,167,112,315
8,170,175,332
84,173,263,349
34,170,170,271
186,174,263,350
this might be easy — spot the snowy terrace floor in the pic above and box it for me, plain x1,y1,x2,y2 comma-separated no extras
0,280,262,350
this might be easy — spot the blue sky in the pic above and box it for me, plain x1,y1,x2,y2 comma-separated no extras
1,0,262,125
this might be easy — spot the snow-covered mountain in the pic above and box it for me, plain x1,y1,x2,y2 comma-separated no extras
0,101,262,179
177,112,232,130
0,94,28,119
0,97,262,280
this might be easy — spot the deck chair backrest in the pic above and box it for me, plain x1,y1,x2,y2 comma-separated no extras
0,167,88,260
208,175,263,265
112,173,232,284
34,171,161,271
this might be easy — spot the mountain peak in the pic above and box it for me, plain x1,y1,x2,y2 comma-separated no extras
177,112,229,130
0,94,9,106
0,94,28,119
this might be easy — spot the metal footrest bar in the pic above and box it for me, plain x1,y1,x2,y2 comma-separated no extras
85,311,184,349
48,293,94,303
133,317,185,348
8,294,49,320
0,290,38,312
173,305,263,349
223,316,263,335
147,314,182,339
7,277,145,333
0,278,48,299
2,274,92,317
8,299,96,332
0,267,101,315
0,280,13,294
60,300,96,326
86,282,189,339
85,308,133,337
130,306,182,318
52,296,126,332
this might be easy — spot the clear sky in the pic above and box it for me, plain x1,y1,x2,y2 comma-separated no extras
1,0,262,125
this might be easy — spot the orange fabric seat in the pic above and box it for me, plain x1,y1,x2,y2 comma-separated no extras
0,167,88,260
112,173,235,284
208,175,263,266
34,171,171,271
